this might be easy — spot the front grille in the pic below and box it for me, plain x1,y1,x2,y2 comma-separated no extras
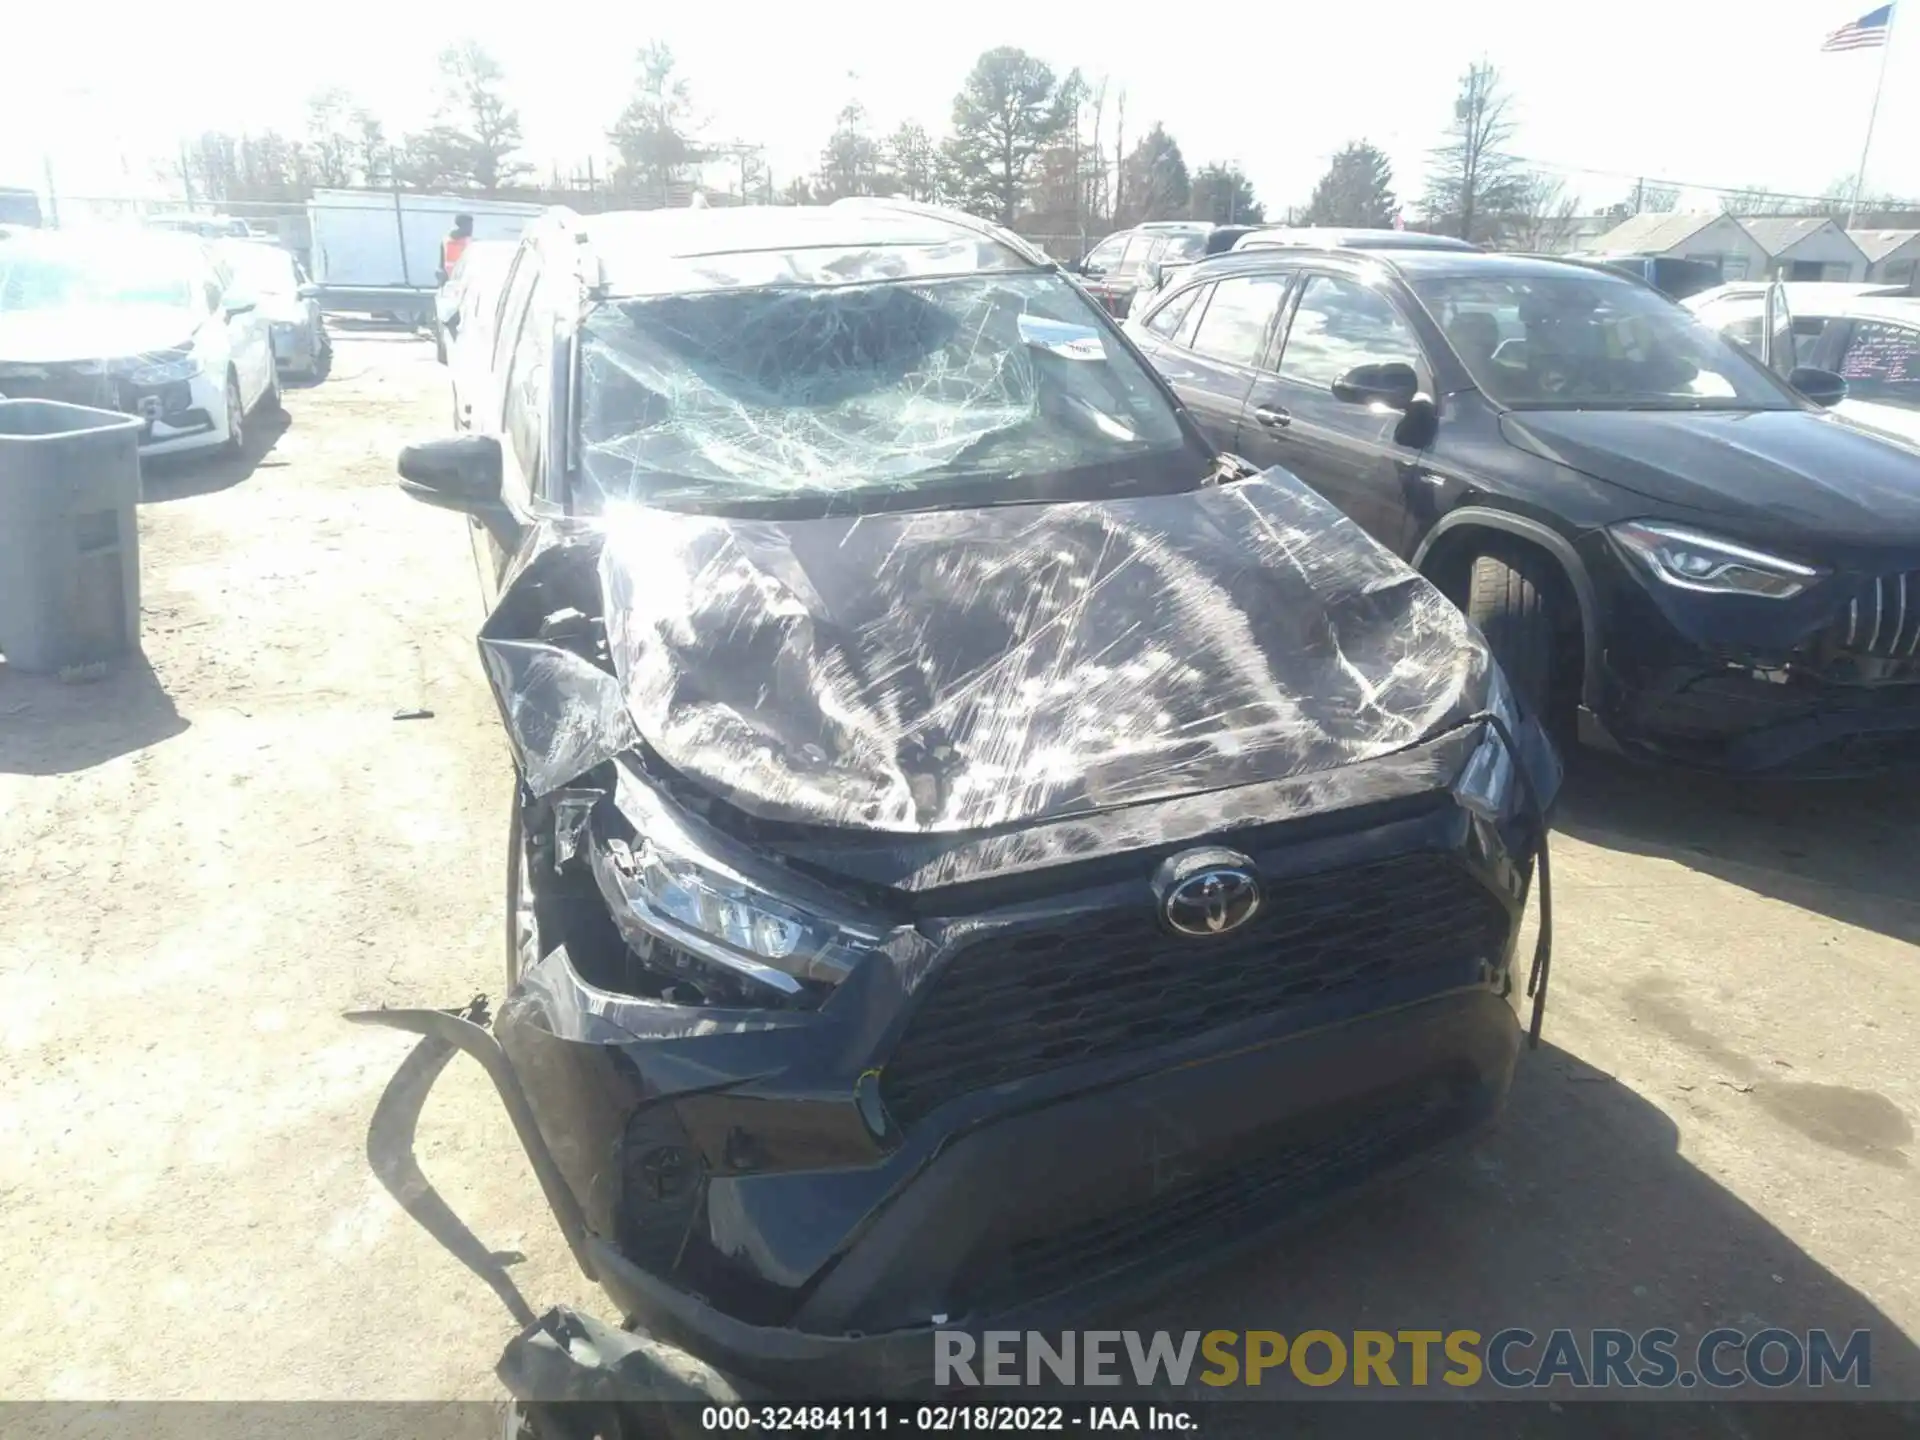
1834,573,1920,659
880,851,1509,1127
957,1075,1474,1313
0,365,118,409
0,366,190,420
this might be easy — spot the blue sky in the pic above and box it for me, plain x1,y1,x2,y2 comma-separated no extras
4,0,1915,219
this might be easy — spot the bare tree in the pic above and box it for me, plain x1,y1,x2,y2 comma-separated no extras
306,89,357,189
816,101,884,200
1421,60,1529,243
608,42,709,205
1504,172,1583,251
884,123,938,201
436,41,528,191
1720,186,1806,217
1080,76,1110,229
352,110,389,186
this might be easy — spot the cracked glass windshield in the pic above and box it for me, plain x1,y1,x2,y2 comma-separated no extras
576,264,1200,511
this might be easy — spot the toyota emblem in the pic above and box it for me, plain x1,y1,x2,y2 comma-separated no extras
1153,848,1262,937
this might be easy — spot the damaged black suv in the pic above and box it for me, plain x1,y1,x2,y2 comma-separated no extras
366,199,1561,1395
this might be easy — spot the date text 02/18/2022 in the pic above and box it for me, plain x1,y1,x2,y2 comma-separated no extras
699,1406,1199,1431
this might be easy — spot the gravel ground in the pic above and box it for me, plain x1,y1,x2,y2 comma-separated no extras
3,332,1919,1425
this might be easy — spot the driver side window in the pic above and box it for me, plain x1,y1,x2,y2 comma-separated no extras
1277,275,1424,390
1081,233,1128,276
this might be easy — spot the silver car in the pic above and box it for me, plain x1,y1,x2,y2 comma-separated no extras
218,239,330,380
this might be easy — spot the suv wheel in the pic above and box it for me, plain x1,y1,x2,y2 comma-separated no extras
1465,549,1559,723
220,370,245,457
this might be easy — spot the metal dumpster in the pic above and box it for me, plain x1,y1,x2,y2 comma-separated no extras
0,399,145,674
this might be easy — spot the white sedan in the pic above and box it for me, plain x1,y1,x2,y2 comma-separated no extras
1686,281,1920,448
219,238,330,381
0,228,280,458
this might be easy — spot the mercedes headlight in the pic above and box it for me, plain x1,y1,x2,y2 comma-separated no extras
118,346,203,385
1609,521,1822,599
587,769,887,1005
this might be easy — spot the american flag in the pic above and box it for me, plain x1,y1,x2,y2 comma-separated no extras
1822,3,1893,50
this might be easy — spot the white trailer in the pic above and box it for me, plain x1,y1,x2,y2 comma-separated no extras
306,189,545,320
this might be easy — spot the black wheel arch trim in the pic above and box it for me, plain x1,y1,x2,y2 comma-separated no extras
1412,508,1603,710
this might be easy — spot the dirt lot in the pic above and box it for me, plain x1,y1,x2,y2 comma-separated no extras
4,332,1920,1414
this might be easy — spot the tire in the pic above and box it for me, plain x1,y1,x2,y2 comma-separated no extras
1465,549,1558,723
434,322,448,365
262,362,284,415
220,370,244,456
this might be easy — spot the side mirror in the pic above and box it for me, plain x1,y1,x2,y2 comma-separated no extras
1140,261,1165,293
296,282,319,300
223,298,257,318
1332,361,1421,411
1789,366,1848,408
397,434,504,514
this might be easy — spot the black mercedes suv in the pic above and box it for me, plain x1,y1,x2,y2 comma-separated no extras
360,199,1559,1396
1127,246,1920,775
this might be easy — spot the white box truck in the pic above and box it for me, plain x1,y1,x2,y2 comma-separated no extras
306,189,545,322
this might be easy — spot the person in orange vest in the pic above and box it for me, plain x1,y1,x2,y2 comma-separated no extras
439,214,473,282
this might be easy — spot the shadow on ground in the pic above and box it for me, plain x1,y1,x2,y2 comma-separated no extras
0,650,188,775
140,406,293,503
360,1025,1920,1429
1130,1042,1920,1426
1553,750,1920,946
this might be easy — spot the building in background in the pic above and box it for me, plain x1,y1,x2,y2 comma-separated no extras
1737,217,1868,282
1584,212,1874,282
1583,213,1769,280
1850,228,1920,286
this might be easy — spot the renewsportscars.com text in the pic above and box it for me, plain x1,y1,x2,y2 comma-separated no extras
935,1328,1872,1390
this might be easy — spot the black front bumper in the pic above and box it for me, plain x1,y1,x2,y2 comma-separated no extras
572,986,1520,1395
1591,547,1920,776
352,716,1555,1398
478,781,1540,1395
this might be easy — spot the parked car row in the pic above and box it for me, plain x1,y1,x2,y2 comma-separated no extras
1685,280,1919,447
379,197,1563,1403
0,227,296,459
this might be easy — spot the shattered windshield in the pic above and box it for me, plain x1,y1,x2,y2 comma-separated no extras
575,271,1200,513
0,241,197,313
1414,272,1800,412
220,242,298,297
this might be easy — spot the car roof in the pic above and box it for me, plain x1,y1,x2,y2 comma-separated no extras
0,225,210,266
1234,227,1481,253
1181,246,1622,286
1689,281,1918,322
575,202,1047,296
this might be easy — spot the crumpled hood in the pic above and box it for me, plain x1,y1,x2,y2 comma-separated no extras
1500,407,1920,543
593,471,1490,833
0,304,200,364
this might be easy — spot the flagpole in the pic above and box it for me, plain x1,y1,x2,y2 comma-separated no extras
1846,3,1899,228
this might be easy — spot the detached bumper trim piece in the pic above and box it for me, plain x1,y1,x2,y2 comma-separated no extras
344,1004,598,1282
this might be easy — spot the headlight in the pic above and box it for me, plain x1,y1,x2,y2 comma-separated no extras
1608,521,1823,599
587,770,886,1005
1457,666,1519,823
118,347,203,385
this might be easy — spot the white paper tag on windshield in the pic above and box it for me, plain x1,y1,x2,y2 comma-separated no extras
1018,314,1106,361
